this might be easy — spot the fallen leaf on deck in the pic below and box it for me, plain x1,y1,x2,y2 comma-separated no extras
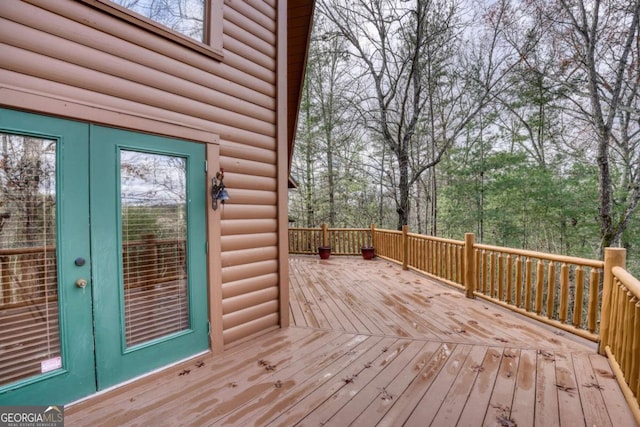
492,404,517,427
583,382,604,390
497,415,517,427
537,350,555,361
380,387,393,401
195,360,205,368
275,380,283,388
178,369,190,376
555,383,575,394
595,369,616,379
343,375,356,384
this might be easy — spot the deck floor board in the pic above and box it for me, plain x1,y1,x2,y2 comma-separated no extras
65,256,637,426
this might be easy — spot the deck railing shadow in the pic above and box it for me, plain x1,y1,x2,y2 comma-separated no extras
289,224,640,422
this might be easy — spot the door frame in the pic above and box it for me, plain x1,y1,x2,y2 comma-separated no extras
0,110,211,404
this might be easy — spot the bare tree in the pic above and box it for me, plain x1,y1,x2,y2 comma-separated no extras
537,0,640,251
318,0,516,229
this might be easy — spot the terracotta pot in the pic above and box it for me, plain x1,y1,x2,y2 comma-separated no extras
361,246,375,260
318,246,331,259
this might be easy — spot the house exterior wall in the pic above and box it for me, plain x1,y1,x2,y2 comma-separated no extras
0,0,286,348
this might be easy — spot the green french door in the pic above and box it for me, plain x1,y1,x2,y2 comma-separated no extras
0,109,208,404
89,125,208,389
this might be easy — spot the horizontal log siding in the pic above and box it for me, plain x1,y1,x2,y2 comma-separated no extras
0,0,281,346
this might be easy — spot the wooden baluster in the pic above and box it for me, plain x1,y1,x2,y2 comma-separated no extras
559,263,569,323
535,260,544,315
515,256,523,307
631,300,640,398
505,254,513,304
474,249,481,296
473,249,482,292
546,262,556,320
481,250,488,295
370,223,376,250
458,245,464,285
525,258,533,312
613,282,625,359
448,243,454,280
402,226,409,269
422,240,427,272
608,280,620,354
497,253,504,301
572,266,585,328
489,252,496,298
428,240,434,273
623,293,636,384
619,286,628,373
587,269,599,333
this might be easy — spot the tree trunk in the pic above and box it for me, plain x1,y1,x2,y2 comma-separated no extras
397,149,410,230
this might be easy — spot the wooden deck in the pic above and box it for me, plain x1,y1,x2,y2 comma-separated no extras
66,256,637,426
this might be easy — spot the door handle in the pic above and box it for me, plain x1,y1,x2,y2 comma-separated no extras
76,279,88,289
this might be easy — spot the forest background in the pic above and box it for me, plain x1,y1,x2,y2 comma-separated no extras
288,0,640,275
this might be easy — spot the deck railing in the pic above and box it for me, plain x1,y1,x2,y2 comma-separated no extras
288,224,640,420
289,224,372,255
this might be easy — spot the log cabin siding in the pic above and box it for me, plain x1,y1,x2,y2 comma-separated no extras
0,0,283,347
222,273,279,299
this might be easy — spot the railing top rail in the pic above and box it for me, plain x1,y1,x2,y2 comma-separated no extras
475,243,604,268
289,227,321,231
612,266,640,300
407,233,463,245
0,246,56,256
375,229,403,235
124,238,185,247
327,228,370,232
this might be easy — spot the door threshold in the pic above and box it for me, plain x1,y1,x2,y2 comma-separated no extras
65,350,210,409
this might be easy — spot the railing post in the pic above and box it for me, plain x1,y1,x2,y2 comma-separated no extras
465,233,476,299
402,225,409,270
321,223,328,248
370,223,376,248
599,247,626,354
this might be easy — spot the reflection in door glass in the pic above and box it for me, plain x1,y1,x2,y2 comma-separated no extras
0,133,59,387
120,150,189,347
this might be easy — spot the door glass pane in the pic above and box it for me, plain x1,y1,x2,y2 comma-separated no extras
120,150,189,347
0,133,59,387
